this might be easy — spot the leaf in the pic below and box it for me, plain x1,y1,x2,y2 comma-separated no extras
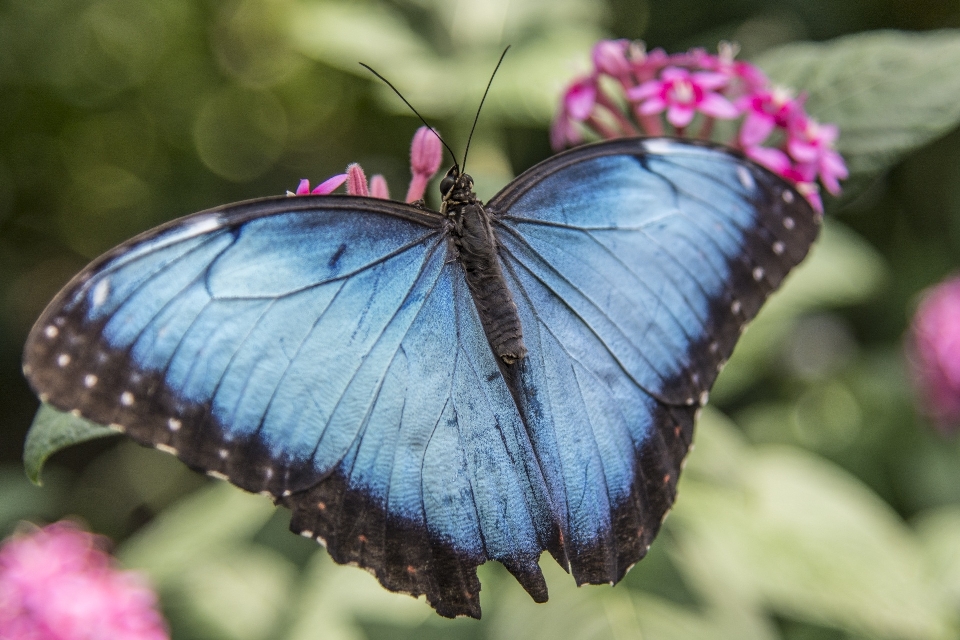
118,482,276,585
286,0,602,122
671,416,954,639
22,403,119,486
176,544,297,640
755,30,960,180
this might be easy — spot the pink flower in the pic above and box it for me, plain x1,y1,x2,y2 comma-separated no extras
697,42,769,92
629,44,670,83
0,522,169,640
551,76,598,151
908,275,960,433
744,145,792,176
370,174,390,199
787,116,849,195
563,76,598,122
592,39,632,80
628,66,739,129
405,126,443,202
291,173,347,196
346,163,369,196
550,39,847,211
737,86,800,147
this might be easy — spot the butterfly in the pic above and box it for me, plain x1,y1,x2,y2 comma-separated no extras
23,136,818,618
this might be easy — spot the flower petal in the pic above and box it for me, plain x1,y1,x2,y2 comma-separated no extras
370,174,390,199
346,163,369,196
311,173,347,195
667,104,695,128
698,93,739,119
739,111,775,147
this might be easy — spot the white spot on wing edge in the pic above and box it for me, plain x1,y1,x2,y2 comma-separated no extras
782,189,795,203
57,354,71,367
640,138,678,155
736,166,755,190
772,241,785,255
92,279,110,308
218,448,229,459
120,391,134,406
44,325,59,338
83,374,98,388
184,215,222,236
167,418,182,431
207,470,228,481
783,216,795,230
156,444,177,455
300,530,314,538
753,266,765,281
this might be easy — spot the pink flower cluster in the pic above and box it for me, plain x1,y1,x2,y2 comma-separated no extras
291,126,443,203
908,275,960,434
552,40,848,211
0,522,169,640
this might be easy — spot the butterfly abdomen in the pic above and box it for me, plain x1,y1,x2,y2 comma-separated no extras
450,200,527,365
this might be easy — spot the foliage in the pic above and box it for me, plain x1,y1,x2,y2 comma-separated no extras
3,0,960,639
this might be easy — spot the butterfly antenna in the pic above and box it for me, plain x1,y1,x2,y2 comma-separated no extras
462,46,510,172
359,62,459,168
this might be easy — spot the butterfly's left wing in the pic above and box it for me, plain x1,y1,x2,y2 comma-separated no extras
486,137,819,585
23,195,561,618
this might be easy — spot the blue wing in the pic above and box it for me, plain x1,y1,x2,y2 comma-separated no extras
23,195,557,618
486,137,819,585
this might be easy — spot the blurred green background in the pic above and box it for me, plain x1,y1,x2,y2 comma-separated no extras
3,0,960,638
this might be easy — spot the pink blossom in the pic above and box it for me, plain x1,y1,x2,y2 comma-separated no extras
909,275,960,433
787,116,849,195
549,39,847,210
550,77,599,151
406,126,443,202
592,39,632,80
370,174,390,199
550,106,582,151
629,45,670,83
0,522,169,640
744,145,792,177
346,163,369,196
697,42,768,92
628,66,739,129
563,76,598,122
737,86,800,147
292,173,347,196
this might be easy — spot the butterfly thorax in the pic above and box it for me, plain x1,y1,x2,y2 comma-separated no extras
442,171,527,365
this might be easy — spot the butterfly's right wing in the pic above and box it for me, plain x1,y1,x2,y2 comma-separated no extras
486,138,819,587
23,195,555,618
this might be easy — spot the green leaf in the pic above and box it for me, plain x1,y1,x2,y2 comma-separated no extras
23,403,119,486
176,544,297,640
286,0,602,123
755,30,960,181
118,482,276,586
671,416,954,639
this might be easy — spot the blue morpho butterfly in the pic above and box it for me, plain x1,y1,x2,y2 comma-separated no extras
23,133,818,618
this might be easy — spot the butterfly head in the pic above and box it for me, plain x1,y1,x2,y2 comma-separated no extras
440,166,476,205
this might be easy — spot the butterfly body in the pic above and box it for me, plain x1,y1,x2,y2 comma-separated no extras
23,137,819,618
444,170,527,364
